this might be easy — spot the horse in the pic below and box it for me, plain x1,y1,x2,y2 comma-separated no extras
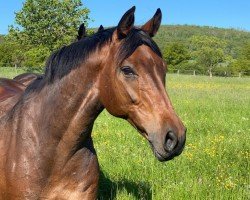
0,7,186,199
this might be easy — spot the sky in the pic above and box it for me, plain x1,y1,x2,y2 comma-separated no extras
0,0,250,34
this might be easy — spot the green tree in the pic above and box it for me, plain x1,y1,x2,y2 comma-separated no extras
189,35,228,76
229,42,250,75
241,42,250,60
195,47,224,75
0,38,25,67
0,35,4,43
23,46,51,70
163,43,190,66
0,42,12,67
9,0,90,51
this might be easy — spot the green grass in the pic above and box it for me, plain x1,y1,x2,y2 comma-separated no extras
0,67,42,78
1,68,249,199
0,67,27,78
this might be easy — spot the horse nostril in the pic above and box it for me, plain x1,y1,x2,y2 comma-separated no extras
164,131,178,152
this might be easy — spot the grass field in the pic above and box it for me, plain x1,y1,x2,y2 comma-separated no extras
1,68,249,199
0,67,42,79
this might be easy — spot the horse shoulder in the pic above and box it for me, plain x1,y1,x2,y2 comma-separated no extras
40,139,99,200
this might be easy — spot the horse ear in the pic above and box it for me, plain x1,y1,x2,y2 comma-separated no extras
98,25,104,32
116,6,135,39
141,8,162,37
77,23,86,40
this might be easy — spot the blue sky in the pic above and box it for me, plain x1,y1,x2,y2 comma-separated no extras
0,0,249,34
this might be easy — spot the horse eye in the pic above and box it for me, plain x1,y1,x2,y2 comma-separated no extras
121,66,135,76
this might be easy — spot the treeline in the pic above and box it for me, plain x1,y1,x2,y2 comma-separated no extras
0,0,249,76
154,25,250,76
0,0,90,72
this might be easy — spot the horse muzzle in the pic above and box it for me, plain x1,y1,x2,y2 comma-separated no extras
149,130,186,162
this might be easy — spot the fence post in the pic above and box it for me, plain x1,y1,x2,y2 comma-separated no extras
177,70,179,76
193,70,196,76
15,64,17,75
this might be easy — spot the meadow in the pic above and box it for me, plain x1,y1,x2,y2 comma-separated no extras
1,68,249,199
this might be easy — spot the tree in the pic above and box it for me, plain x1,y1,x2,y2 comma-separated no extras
0,42,12,67
23,46,51,71
189,35,228,76
229,42,250,75
195,47,224,76
0,38,25,68
9,0,90,51
241,42,250,60
0,35,4,43
163,42,190,66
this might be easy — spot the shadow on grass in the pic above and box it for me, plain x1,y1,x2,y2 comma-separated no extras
98,171,152,200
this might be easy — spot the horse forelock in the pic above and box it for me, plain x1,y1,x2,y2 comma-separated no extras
117,28,162,65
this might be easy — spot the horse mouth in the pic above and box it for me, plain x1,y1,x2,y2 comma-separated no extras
153,149,175,162
148,141,177,162
127,119,185,161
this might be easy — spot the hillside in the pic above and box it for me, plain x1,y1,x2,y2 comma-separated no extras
1,25,249,53
1,25,249,75
154,25,250,58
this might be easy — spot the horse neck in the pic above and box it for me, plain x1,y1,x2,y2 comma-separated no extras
27,60,104,161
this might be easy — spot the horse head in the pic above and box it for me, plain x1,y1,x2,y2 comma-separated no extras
98,7,186,161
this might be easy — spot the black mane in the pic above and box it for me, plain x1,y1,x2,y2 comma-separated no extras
44,28,115,83
26,26,162,92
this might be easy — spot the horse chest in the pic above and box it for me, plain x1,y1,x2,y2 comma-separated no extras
41,147,99,199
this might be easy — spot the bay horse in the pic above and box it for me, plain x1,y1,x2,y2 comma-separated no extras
0,7,186,199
